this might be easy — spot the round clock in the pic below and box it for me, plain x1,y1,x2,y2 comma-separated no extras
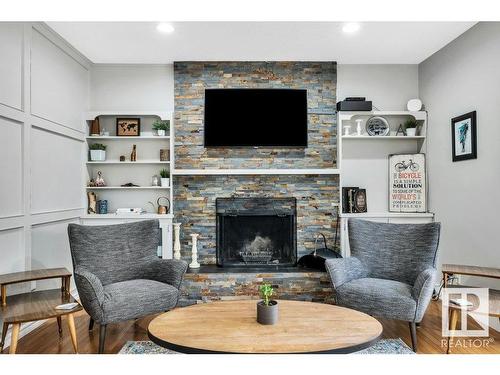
366,116,390,136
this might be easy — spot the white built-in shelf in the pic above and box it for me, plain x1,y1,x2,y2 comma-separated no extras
342,135,425,140
172,168,340,176
338,110,427,121
86,160,170,164
86,136,170,140
340,212,434,218
85,111,172,121
81,213,174,219
85,186,170,190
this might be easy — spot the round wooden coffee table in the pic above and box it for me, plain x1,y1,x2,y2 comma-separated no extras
148,300,382,354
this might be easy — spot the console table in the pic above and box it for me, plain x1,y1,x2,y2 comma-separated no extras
0,268,82,354
442,264,500,354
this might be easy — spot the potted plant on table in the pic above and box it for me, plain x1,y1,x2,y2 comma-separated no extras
257,284,278,325
404,118,419,137
159,168,170,187
89,143,107,161
152,120,170,136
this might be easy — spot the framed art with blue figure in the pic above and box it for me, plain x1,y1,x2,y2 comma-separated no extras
451,111,477,162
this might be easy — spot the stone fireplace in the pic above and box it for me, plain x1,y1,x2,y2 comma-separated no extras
216,198,297,267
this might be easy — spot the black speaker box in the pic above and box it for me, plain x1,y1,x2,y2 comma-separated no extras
336,100,372,111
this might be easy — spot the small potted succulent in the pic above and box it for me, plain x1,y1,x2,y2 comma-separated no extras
152,120,170,136
257,284,278,325
89,143,106,161
404,118,419,137
159,168,170,187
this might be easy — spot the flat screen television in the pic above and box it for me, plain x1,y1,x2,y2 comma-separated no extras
204,88,307,147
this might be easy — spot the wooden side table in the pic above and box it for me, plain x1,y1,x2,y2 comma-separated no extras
442,264,500,354
0,268,82,354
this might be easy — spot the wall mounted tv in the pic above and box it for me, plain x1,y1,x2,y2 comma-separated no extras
204,88,308,147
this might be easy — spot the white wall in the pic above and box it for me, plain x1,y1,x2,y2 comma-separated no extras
90,64,173,111
419,23,500,290
337,64,419,110
0,23,89,346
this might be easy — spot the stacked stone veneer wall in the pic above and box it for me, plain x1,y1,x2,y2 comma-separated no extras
173,61,338,264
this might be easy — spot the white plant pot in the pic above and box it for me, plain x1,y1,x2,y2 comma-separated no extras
90,150,106,161
157,129,166,136
406,128,417,137
161,178,170,187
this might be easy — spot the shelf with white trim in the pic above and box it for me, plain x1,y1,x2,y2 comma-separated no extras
85,111,171,121
80,213,174,219
172,168,340,176
340,212,434,218
341,135,425,140
86,160,170,164
85,186,170,190
86,135,170,140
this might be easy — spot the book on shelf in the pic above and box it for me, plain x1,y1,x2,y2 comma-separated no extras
342,187,367,213
115,208,145,215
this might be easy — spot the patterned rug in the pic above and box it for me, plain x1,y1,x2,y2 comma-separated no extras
119,338,414,354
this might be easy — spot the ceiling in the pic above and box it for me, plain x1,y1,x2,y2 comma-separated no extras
48,22,475,64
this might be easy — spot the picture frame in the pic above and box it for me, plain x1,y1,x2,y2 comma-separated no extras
451,111,476,162
116,118,141,136
388,153,427,213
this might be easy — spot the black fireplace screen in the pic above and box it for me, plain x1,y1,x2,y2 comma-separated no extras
216,198,297,267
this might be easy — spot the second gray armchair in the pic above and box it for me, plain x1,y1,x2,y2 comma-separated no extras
68,220,187,353
326,219,440,352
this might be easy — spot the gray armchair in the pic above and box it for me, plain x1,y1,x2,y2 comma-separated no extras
326,219,440,352
68,220,187,353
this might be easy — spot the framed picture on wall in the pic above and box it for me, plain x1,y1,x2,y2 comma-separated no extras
451,111,477,162
116,118,141,136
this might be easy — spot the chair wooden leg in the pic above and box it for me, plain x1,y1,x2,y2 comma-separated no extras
57,316,63,336
67,313,78,353
0,322,9,353
447,309,459,354
98,324,107,354
9,323,20,354
409,322,417,352
89,318,94,331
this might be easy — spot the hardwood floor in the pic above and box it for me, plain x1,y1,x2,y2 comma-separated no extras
2,300,499,354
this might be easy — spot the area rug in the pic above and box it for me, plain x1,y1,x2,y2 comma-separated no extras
119,338,414,354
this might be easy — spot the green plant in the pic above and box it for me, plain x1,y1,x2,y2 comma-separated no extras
404,118,418,129
89,143,106,151
152,120,170,131
259,284,274,306
159,168,169,178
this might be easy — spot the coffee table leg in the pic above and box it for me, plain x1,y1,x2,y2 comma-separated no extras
57,316,63,336
9,323,20,354
447,309,458,354
67,313,78,353
1,322,9,352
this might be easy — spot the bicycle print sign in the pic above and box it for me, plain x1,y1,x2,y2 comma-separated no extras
389,153,426,212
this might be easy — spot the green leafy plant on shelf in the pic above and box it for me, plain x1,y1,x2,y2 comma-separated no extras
152,120,170,131
259,284,274,306
89,143,107,150
159,168,169,178
404,118,418,129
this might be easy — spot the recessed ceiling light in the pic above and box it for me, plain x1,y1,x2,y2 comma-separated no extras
342,22,361,34
156,23,175,34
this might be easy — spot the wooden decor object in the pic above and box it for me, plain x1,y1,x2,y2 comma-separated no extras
87,192,97,214
90,118,100,136
130,145,137,162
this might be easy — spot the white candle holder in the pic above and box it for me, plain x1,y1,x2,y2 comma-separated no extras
189,233,200,269
173,223,181,260
356,119,364,136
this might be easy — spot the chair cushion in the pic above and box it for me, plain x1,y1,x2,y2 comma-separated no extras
336,278,417,322
102,279,179,324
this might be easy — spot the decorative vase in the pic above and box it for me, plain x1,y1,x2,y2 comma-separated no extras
257,300,278,325
356,119,363,136
173,223,181,260
343,125,351,136
90,150,106,161
98,200,108,214
157,129,166,136
406,128,417,136
161,177,170,187
189,233,200,269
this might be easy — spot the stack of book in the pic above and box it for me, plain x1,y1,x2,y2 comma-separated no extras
115,208,145,215
342,187,367,213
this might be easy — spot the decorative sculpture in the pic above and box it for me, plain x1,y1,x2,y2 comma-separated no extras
95,171,106,187
87,192,97,214
130,144,137,162
189,233,200,269
173,223,181,260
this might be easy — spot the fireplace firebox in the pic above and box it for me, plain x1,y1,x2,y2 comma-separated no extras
216,197,297,267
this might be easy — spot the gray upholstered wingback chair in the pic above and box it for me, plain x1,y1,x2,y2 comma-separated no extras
67,220,187,353
325,219,440,352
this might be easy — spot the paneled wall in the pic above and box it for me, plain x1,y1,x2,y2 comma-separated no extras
0,23,89,298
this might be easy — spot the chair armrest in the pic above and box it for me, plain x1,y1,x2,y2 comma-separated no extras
74,268,105,322
412,267,437,322
149,259,188,290
325,257,368,289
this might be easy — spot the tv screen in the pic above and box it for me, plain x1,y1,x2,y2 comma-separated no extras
204,89,308,147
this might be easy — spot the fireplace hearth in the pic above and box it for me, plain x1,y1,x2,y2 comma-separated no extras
216,197,297,268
